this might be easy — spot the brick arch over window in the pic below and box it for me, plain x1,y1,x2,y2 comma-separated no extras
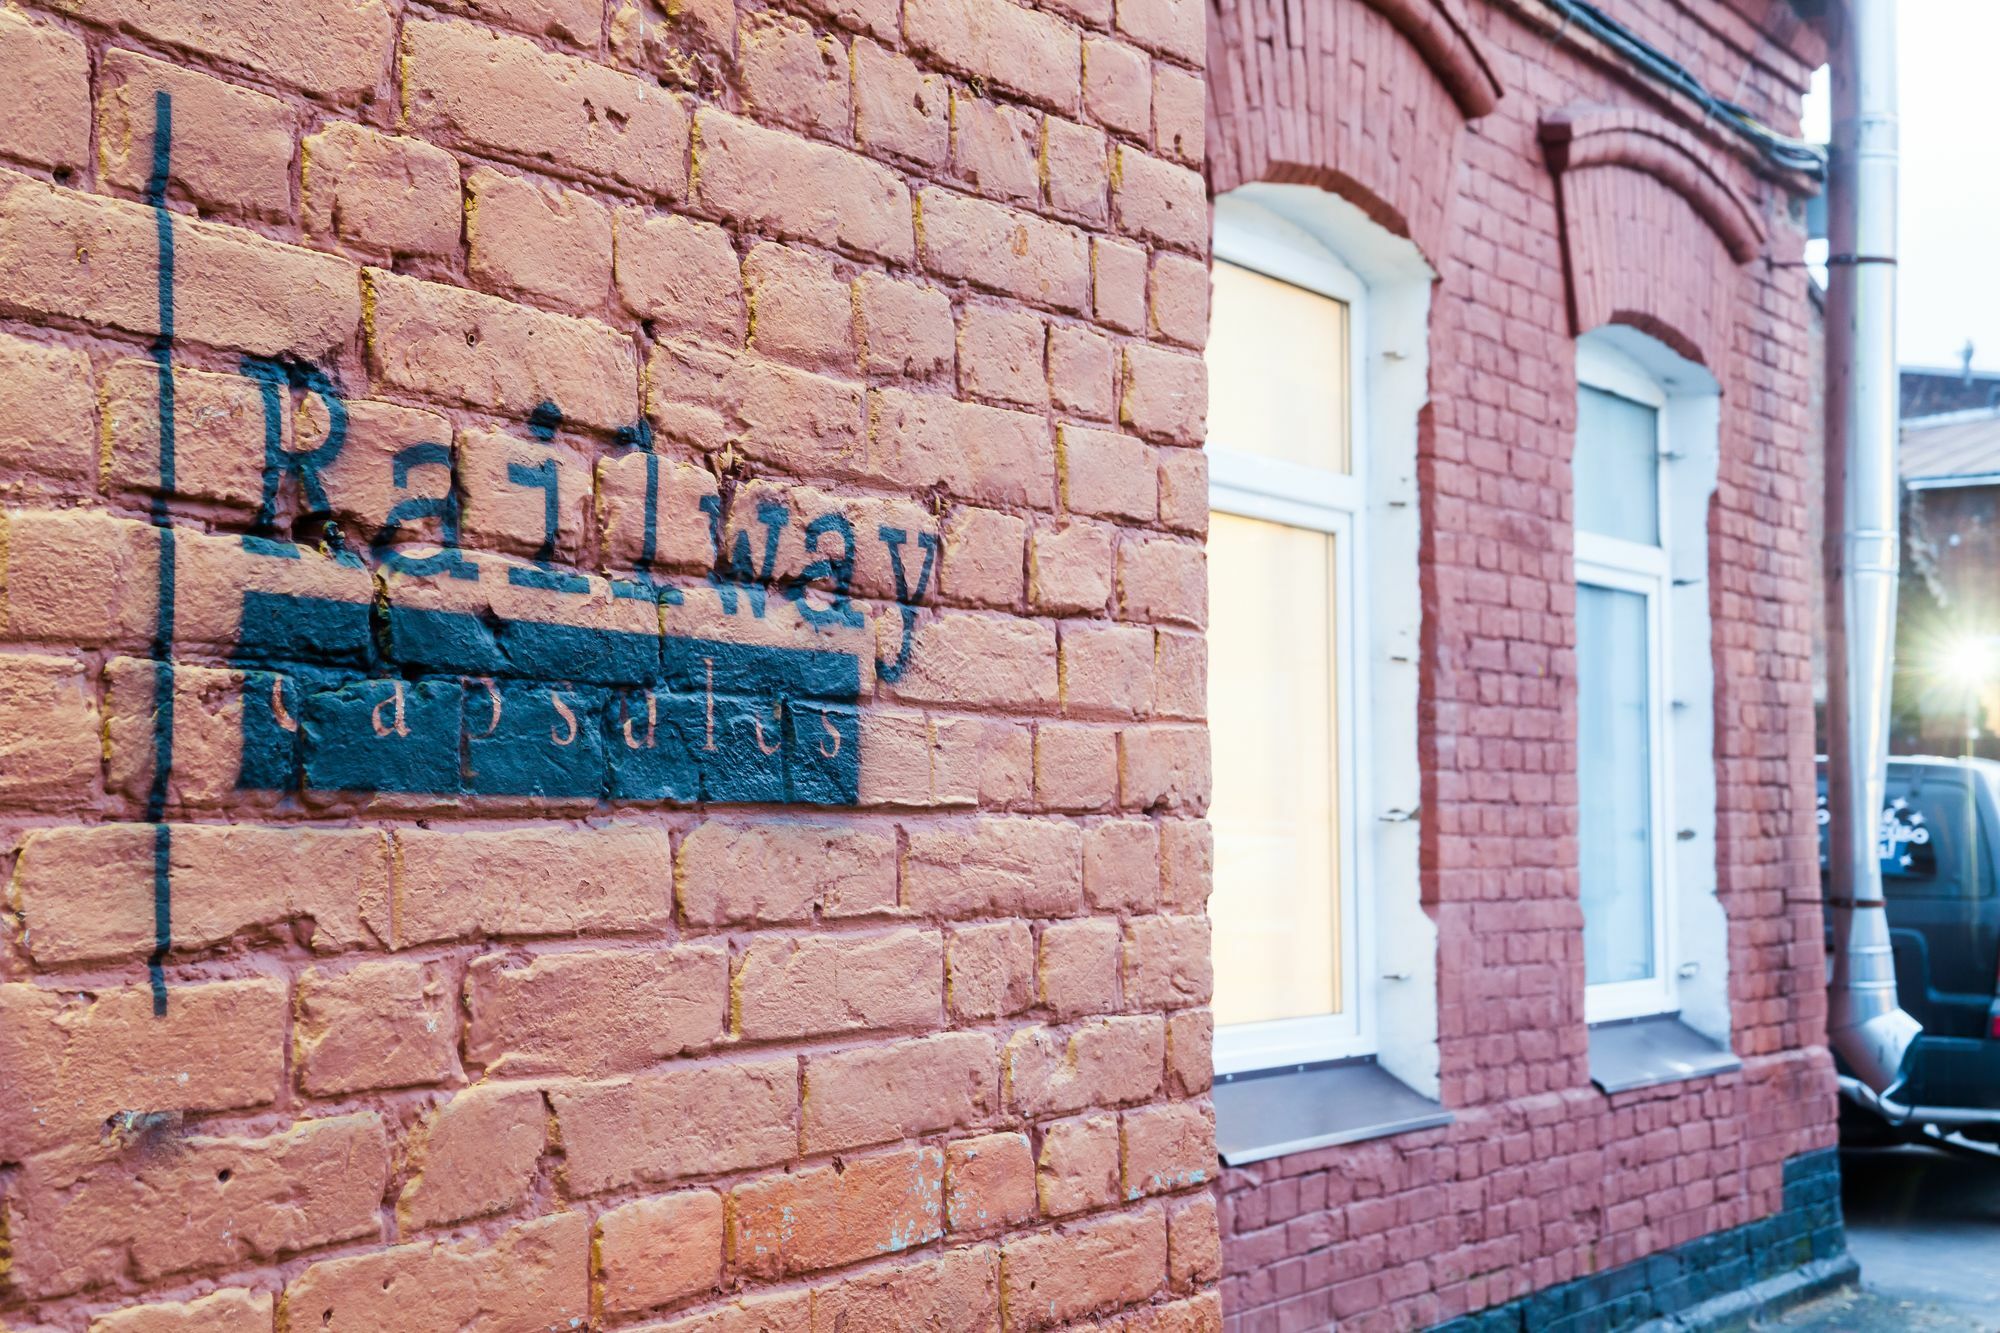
1205,0,1502,261
1542,106,1770,366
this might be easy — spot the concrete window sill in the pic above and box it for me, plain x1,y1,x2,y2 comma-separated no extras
1215,1058,1453,1166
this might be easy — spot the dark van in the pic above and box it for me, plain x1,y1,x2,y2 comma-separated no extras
1818,755,2000,1140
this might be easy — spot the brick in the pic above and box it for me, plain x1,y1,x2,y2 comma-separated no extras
100,358,268,511
734,927,941,1040
853,38,949,168
396,1083,547,1230
856,271,953,377
813,1247,1002,1329
739,10,850,141
53,0,393,98
1061,425,1157,521
744,242,856,372
648,339,862,466
281,1213,586,1332
907,818,1083,917
393,824,672,947
0,9,87,173
1120,342,1208,446
694,108,914,263
1045,117,1112,223
457,427,593,561
1158,818,1210,912
465,945,726,1076
1122,1101,1213,1194
434,0,603,45
1000,1207,1168,1328
403,19,689,197
1062,622,1155,717
678,821,897,925
867,387,1053,504
1168,1193,1221,1291
609,0,737,74
1164,1008,1211,1096
1151,65,1204,166
1083,38,1151,138
11,823,390,965
1036,722,1120,810
0,333,94,490
303,123,462,260
598,1189,726,1313
1049,323,1116,417
7,1113,388,1298
615,208,746,344
100,50,294,224
1093,236,1148,332
1005,1016,1163,1116
1123,915,1212,1009
1118,536,1206,625
296,960,456,1096
1107,1293,1222,1332
0,977,284,1155
0,172,359,359
1156,450,1207,535
1119,724,1209,812
918,188,1090,313
953,94,1042,206
1114,0,1201,62
906,0,1083,112
0,652,97,808
1112,147,1206,253
551,1058,798,1195
597,449,722,578
88,1288,274,1333
805,1031,999,1154
942,506,1027,607
467,166,614,313
1039,1113,1121,1214
730,1146,945,1278
946,1132,1037,1233
1030,521,1115,613
364,269,639,432
887,612,1058,708
1040,917,1123,1016
948,921,1036,1020
960,304,1048,406
1084,818,1161,912
1150,251,1209,347
1042,0,1112,27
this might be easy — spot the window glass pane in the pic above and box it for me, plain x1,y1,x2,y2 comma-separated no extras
1207,261,1351,473
1578,582,1656,986
1576,385,1660,543
1208,512,1342,1025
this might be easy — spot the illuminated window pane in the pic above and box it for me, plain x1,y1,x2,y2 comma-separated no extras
1577,582,1656,985
1576,386,1660,544
1207,261,1351,473
1208,512,1342,1025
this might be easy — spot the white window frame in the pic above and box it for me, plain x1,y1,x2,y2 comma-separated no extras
1208,216,1377,1073
1575,341,1679,1024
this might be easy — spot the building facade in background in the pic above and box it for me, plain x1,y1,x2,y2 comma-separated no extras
1200,0,1840,1328
0,0,1835,1331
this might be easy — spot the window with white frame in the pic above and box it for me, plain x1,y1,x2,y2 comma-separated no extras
1205,188,1432,1084
1573,335,1724,1027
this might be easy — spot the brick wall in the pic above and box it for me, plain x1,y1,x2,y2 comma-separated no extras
0,1,1219,1329
1206,0,1835,1329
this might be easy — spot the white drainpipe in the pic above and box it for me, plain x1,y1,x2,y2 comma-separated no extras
1823,0,1922,1095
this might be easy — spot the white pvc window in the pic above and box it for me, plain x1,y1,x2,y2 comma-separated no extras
1575,341,1677,1022
1207,217,1374,1069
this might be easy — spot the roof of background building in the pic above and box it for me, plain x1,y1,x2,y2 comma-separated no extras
1902,407,2000,489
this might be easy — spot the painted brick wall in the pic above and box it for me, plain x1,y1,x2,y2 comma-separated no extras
1205,0,1835,1329
0,1,1219,1330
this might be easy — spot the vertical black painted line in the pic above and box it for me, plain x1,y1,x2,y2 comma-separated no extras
146,90,176,1016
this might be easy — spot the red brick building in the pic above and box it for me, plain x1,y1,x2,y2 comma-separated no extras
0,0,1835,1331
1200,1,1841,1329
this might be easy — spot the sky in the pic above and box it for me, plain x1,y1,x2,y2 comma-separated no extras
1801,2,2000,373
